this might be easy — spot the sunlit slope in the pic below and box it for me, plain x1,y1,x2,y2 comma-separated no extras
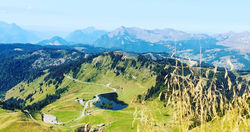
3,52,158,131
0,108,66,132
41,55,157,130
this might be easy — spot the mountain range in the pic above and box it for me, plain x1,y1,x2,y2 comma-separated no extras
0,21,249,70
1,21,249,52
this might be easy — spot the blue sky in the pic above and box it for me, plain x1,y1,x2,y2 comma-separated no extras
0,0,250,33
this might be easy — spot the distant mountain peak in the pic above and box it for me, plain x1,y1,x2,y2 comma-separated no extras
51,36,64,40
76,26,98,34
38,36,69,46
65,27,107,44
107,26,129,38
0,21,39,43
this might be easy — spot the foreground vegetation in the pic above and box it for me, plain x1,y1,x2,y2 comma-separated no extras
135,59,250,131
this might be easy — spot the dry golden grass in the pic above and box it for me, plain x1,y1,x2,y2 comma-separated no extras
165,61,249,131
135,58,249,132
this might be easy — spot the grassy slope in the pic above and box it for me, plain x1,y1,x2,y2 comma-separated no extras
41,56,159,131
2,54,167,131
0,108,66,132
5,72,58,106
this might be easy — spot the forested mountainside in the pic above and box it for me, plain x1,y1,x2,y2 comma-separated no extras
0,44,249,132
0,44,84,96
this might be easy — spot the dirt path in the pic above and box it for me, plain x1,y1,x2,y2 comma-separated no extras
64,75,117,92
23,110,55,127
24,110,38,123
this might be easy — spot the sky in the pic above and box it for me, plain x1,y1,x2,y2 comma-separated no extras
0,0,250,33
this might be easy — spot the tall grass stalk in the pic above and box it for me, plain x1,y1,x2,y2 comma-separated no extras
163,58,249,131
135,42,249,131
